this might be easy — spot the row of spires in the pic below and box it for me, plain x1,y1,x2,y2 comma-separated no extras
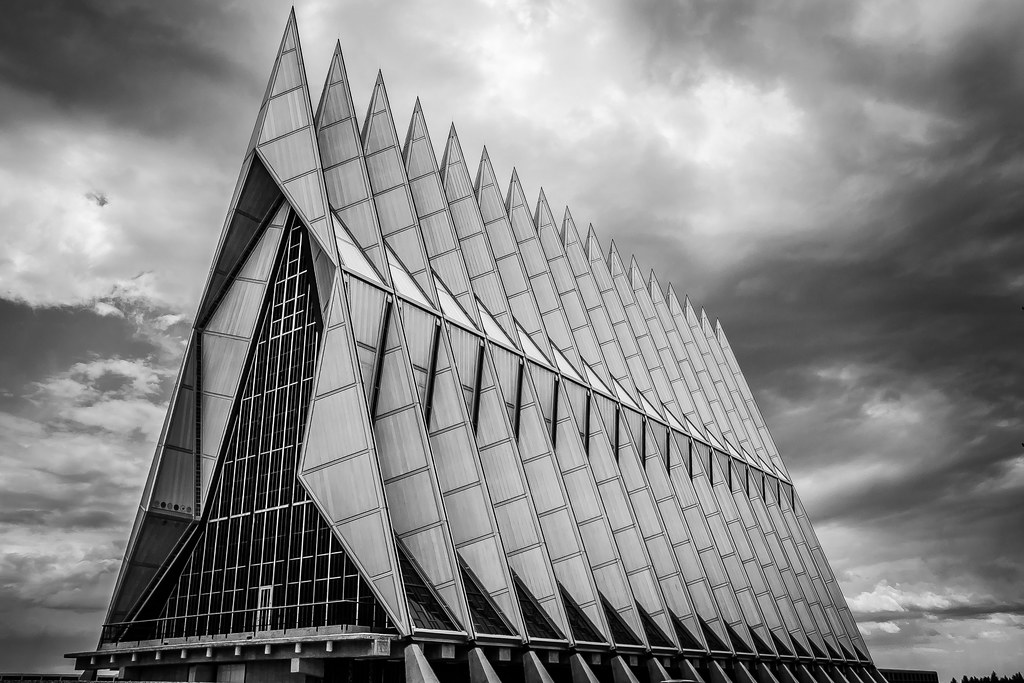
232,9,792,482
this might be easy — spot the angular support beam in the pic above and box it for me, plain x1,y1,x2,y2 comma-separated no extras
831,669,853,683
758,662,784,683
777,664,803,683
646,657,673,683
681,660,708,683
797,665,819,683
523,651,556,683
710,661,735,683
406,644,442,683
612,656,641,683
814,666,837,683
570,653,601,683
468,648,503,683
734,662,760,683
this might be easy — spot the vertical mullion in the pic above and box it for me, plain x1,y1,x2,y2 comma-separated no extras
471,339,486,432
422,319,443,427
368,299,394,418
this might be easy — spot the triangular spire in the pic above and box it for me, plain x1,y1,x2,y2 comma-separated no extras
315,41,392,281
248,11,337,267
438,125,517,339
360,73,439,306
472,148,558,361
534,188,557,234
402,100,482,328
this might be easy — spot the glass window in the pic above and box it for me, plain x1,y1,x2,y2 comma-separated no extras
332,213,383,284
112,220,393,643
476,299,516,349
516,322,551,366
386,246,433,308
613,377,641,411
549,342,585,383
433,274,477,330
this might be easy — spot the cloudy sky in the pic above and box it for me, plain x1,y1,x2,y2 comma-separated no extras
1,0,1021,677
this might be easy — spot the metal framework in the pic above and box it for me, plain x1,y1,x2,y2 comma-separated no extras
70,11,885,683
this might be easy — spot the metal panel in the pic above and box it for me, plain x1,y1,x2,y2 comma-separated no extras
402,103,483,330
314,43,390,278
361,76,438,306
298,275,409,632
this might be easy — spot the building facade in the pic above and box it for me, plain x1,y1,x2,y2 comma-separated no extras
70,12,886,683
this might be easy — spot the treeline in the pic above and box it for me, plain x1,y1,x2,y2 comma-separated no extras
951,674,1024,683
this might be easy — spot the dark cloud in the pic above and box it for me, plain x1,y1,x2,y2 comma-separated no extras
1,0,1022,676
84,191,108,207
0,0,256,138
0,301,155,404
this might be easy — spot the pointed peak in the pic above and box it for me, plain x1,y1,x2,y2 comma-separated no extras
474,146,498,194
629,255,643,279
325,40,351,88
281,9,298,50
666,283,683,312
715,318,727,344
366,71,389,116
534,188,556,228
648,269,667,303
607,240,626,276
684,296,700,323
561,209,580,234
403,98,431,156
439,124,463,175
585,223,604,260
560,206,578,244
506,168,528,211
628,258,645,288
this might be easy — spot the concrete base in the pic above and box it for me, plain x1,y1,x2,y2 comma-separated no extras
611,656,641,683
523,651,556,683
468,648,502,683
405,643,442,683
570,653,601,683
646,657,672,683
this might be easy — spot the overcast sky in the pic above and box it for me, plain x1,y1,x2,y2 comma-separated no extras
0,0,1021,677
